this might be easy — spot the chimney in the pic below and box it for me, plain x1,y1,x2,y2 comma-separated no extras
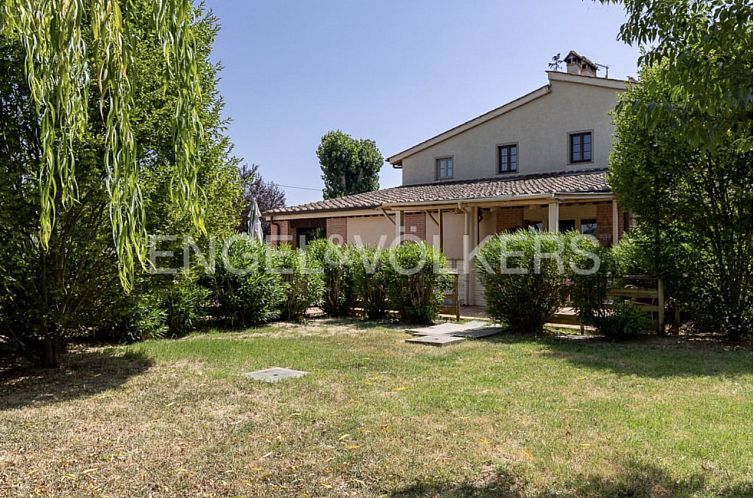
563,51,598,77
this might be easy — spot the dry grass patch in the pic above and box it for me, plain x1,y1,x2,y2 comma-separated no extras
0,321,751,497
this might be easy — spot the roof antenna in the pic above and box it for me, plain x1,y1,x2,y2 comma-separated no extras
595,62,610,78
548,53,563,71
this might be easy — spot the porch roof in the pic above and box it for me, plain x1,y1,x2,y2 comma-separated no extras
265,168,610,217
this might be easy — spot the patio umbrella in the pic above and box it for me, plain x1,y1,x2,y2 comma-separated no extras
247,200,264,242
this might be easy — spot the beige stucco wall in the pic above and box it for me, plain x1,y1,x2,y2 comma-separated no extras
478,210,496,243
424,212,440,248
346,215,395,248
444,213,466,260
400,78,622,185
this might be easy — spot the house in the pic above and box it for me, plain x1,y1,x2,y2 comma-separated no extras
264,51,629,306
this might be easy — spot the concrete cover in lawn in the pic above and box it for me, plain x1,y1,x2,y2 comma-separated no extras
243,367,309,383
405,320,502,346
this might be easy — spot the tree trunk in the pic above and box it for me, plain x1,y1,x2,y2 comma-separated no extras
40,336,61,368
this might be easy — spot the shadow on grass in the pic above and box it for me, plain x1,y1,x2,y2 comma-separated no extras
478,332,752,379
0,348,152,411
297,317,751,379
389,460,752,498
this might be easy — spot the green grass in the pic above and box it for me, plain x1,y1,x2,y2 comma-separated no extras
0,320,751,497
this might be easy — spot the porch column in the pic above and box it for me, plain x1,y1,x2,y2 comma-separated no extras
472,206,480,245
394,211,404,244
462,208,471,272
438,209,444,252
612,200,620,245
547,202,560,233
463,207,472,305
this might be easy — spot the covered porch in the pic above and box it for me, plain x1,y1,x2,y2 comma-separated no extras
386,193,626,307
264,169,626,307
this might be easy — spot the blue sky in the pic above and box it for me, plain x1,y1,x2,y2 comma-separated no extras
204,0,639,206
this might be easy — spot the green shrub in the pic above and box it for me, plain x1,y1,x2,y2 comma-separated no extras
273,245,324,321
597,300,651,340
351,245,388,320
164,269,210,336
477,230,590,333
133,292,169,340
213,236,286,326
93,272,184,343
306,239,354,316
611,226,696,308
569,239,614,326
382,242,450,324
94,284,168,343
572,236,659,338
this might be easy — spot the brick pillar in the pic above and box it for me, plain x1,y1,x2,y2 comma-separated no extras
326,217,348,244
270,220,291,246
495,207,524,233
404,212,426,242
596,202,613,246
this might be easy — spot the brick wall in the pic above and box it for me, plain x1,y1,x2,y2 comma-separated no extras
404,212,426,241
270,220,291,246
596,202,613,246
326,217,347,244
495,207,524,233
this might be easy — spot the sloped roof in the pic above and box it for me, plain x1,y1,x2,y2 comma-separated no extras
265,169,610,216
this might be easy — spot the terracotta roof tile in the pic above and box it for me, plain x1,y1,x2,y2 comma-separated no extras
265,169,610,215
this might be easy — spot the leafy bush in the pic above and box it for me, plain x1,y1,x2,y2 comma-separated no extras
213,236,286,326
570,238,652,338
132,292,169,340
163,269,210,336
382,242,450,324
306,239,353,317
351,246,388,320
273,245,324,321
597,301,650,340
94,288,167,343
569,239,614,326
612,224,697,315
477,230,592,333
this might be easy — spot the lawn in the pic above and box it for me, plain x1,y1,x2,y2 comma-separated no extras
0,320,751,497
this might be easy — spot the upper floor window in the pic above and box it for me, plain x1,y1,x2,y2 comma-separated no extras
570,132,592,163
498,144,518,173
436,157,453,179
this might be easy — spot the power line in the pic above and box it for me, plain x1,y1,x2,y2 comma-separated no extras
276,183,321,192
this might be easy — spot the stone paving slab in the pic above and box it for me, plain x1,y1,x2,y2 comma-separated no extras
553,334,602,341
243,367,309,383
405,320,490,336
405,335,467,347
452,327,502,339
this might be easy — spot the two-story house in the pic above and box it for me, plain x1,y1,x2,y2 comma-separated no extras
265,51,629,306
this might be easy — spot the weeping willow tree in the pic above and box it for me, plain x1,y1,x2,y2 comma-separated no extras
0,0,206,290
0,0,223,367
